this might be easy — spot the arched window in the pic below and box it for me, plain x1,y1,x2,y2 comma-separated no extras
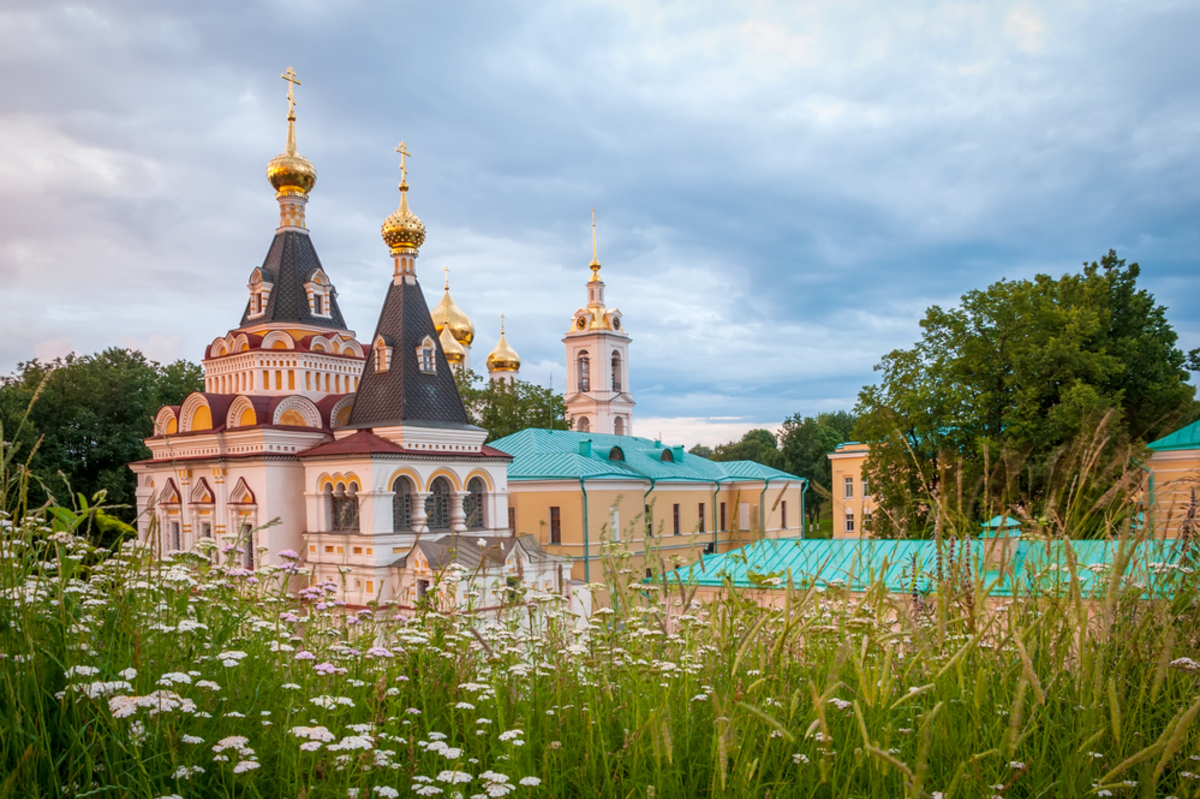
425,477,451,531
576,416,590,432
614,416,625,436
464,477,485,530
611,351,622,392
577,351,590,392
332,482,360,532
392,476,414,531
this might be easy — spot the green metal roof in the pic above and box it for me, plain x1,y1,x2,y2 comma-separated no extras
1148,420,1200,452
671,537,1188,598
491,428,804,485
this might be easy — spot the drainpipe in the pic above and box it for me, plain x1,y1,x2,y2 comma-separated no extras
759,478,773,539
642,477,658,539
800,479,809,540
712,476,733,554
579,477,590,582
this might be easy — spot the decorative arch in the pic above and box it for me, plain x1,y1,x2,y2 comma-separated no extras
226,396,257,428
463,469,496,492
154,407,179,436
228,477,256,505
310,337,330,353
272,395,320,428
317,472,362,492
329,396,354,429
232,333,251,353
341,340,364,358
210,337,229,358
159,479,181,505
577,350,591,392
261,330,295,351
614,416,625,436
416,335,437,374
190,477,215,504
180,394,214,433
424,469,462,492
575,416,591,433
608,446,625,462
611,350,623,392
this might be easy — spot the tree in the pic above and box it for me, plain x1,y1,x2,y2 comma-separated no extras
855,251,1194,537
454,370,569,442
687,444,714,458
778,411,856,527
0,349,203,525
707,429,781,468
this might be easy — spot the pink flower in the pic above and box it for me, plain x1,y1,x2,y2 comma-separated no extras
295,651,316,661
279,549,301,560
313,662,337,675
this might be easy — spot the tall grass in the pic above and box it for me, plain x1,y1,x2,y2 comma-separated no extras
3,417,1200,797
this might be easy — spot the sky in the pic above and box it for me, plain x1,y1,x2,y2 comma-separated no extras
1,0,1198,447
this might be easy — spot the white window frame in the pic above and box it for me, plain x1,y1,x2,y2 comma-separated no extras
844,476,854,499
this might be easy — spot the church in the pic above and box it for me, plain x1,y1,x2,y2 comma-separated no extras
129,69,807,607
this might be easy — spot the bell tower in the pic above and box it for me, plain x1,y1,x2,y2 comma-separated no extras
563,210,634,436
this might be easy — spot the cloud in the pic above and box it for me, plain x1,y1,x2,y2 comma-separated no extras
0,0,1197,431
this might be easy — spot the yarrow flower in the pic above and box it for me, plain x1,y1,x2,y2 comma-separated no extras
232,761,260,774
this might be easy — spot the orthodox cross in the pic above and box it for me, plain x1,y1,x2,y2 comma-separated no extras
396,141,411,183
500,313,506,334
442,264,450,290
281,67,301,118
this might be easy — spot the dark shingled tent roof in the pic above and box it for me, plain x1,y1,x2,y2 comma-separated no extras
347,275,472,429
240,230,348,330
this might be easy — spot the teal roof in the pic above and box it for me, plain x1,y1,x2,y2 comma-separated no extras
980,515,1023,537
491,428,804,485
1148,419,1200,452
671,537,1188,598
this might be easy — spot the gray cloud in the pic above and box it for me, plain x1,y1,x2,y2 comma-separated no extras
1,0,1197,446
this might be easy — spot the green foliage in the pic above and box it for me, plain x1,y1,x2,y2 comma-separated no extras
454,369,569,442
778,411,856,526
0,348,202,527
856,251,1194,537
708,429,781,468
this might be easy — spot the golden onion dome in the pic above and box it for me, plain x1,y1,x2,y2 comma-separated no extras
438,323,465,364
487,323,520,373
431,277,474,347
267,151,317,196
381,182,426,251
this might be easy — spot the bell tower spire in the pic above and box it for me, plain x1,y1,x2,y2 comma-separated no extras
563,209,634,436
266,66,317,231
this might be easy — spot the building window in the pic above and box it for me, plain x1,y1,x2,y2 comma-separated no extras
576,416,590,432
611,352,622,391
614,416,625,436
862,479,871,498
508,507,516,532
170,522,181,551
332,484,360,532
673,503,680,535
416,579,429,602
425,477,451,531
720,502,727,532
845,512,855,534
645,504,653,537
781,501,787,529
577,351,590,392
844,477,854,499
417,336,437,374
201,522,212,539
698,503,706,533
314,294,323,315
550,506,561,544
374,339,391,373
465,477,485,529
863,510,872,531
392,476,413,531
645,568,652,579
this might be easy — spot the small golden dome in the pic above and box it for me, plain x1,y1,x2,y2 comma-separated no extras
438,323,465,364
431,273,474,347
487,323,520,373
381,183,426,251
267,151,317,196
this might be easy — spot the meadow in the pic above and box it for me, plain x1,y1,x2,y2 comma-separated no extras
3,494,1200,799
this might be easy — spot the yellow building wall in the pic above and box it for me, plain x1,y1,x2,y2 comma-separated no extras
1148,449,1200,539
828,443,875,538
508,480,808,582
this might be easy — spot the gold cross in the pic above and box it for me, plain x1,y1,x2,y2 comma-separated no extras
442,264,450,289
396,141,411,183
281,67,301,118
500,313,506,334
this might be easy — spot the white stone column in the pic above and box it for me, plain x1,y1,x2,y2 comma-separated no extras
412,492,430,533
451,491,469,533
